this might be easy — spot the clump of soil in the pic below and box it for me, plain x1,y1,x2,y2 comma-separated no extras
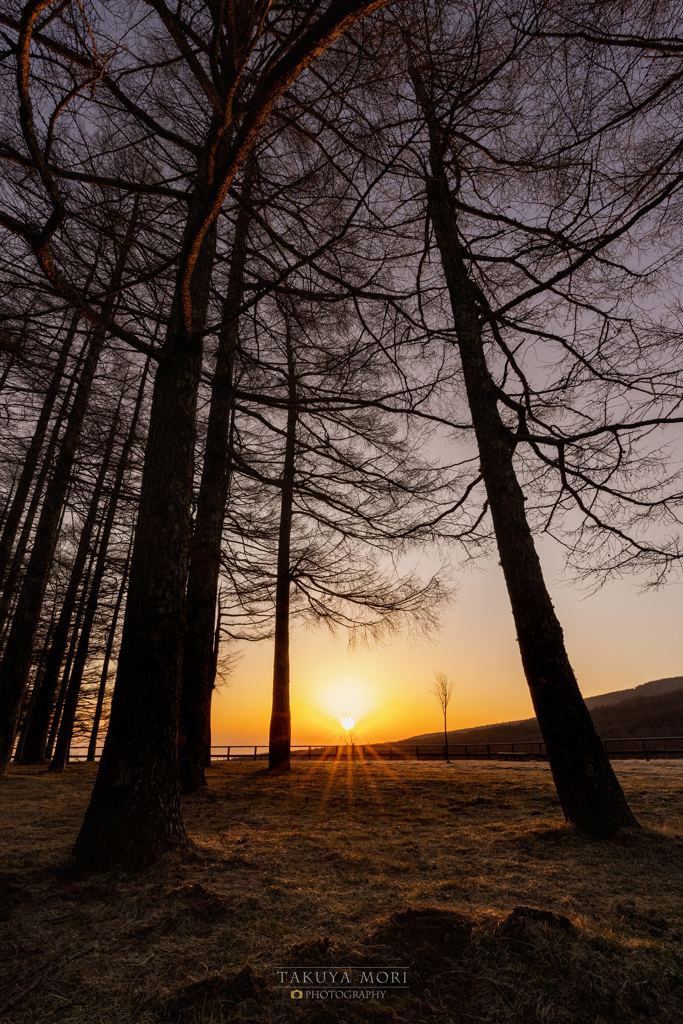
370,907,474,957
161,964,267,1022
171,882,230,920
495,904,576,939
282,934,346,965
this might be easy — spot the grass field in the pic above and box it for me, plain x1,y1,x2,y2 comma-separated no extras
1,757,682,1023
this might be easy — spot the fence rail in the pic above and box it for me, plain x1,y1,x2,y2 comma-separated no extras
60,736,683,764
204,737,683,763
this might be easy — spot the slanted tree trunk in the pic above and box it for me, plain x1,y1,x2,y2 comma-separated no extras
48,511,106,769
13,599,57,761
414,71,638,837
0,311,80,584
178,162,252,793
0,326,23,396
268,317,297,773
45,518,100,759
87,534,133,761
50,366,149,773
0,338,86,636
72,198,218,871
0,476,18,540
19,388,124,763
71,0,392,873
0,194,139,775
206,597,222,766
0,326,107,773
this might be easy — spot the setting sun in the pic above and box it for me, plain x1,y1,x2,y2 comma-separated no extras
341,714,355,731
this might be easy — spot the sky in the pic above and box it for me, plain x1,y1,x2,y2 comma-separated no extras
211,536,683,748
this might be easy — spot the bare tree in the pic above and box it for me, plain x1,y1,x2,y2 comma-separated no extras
3,0,683,868
0,0,395,870
430,669,454,763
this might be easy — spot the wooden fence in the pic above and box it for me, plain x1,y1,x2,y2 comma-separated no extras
62,736,683,763
205,736,683,763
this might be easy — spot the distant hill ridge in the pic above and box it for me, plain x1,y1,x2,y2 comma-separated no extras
396,675,683,746
584,675,683,709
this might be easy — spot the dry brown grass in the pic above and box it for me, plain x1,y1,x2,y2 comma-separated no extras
1,757,682,1023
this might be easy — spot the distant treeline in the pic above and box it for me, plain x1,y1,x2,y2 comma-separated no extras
402,688,683,747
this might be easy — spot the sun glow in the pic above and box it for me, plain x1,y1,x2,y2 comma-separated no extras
341,713,355,731
318,676,376,723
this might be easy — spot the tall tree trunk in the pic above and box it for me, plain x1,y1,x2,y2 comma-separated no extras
0,329,22,396
49,548,102,771
19,388,124,763
0,339,86,636
268,317,297,773
0,476,18,536
13,602,56,761
50,366,149,773
443,712,449,764
72,197,218,871
0,201,139,774
45,521,100,758
0,312,80,584
87,533,133,761
205,596,223,767
178,163,252,793
414,73,638,837
71,0,389,873
0,328,106,773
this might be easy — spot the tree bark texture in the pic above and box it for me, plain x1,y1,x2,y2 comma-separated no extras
268,321,297,772
72,202,217,871
422,116,638,836
178,164,252,793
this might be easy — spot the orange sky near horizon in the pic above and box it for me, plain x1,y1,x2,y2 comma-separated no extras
210,537,683,748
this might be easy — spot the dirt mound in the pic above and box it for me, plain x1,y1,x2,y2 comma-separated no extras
283,934,338,964
171,882,230,920
281,933,377,968
370,907,475,955
283,909,476,968
496,905,576,940
160,964,267,1021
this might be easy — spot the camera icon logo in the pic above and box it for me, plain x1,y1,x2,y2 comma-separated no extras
290,989,303,1000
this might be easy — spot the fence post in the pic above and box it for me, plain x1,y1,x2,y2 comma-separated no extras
416,745,420,761
487,744,491,761
642,738,650,762
309,746,311,761
227,746,230,761
254,746,257,761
